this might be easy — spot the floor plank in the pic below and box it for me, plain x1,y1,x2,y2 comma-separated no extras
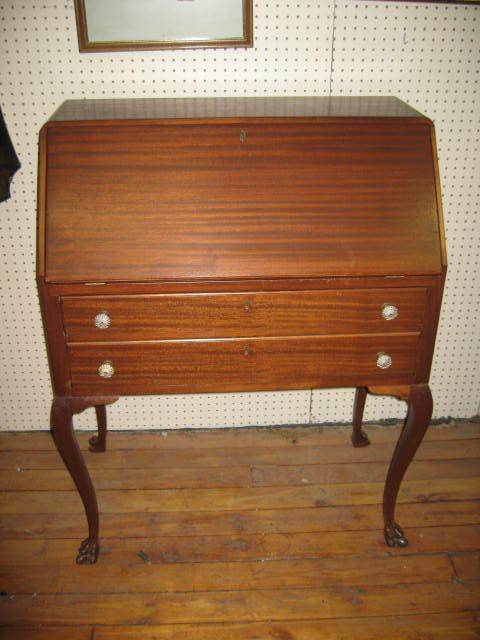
1,582,478,625
0,421,477,451
2,457,478,491
0,553,453,594
0,465,252,491
1,477,477,515
4,525,479,566
451,551,480,581
92,612,480,640
253,457,480,487
1,423,479,638
0,628,91,640
1,500,479,540
2,613,479,640
2,437,479,470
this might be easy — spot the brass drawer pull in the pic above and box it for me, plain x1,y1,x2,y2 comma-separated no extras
98,360,115,378
94,311,111,329
381,303,398,321
244,300,252,313
376,352,392,369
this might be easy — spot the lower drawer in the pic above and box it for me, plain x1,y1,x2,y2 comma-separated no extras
69,333,420,395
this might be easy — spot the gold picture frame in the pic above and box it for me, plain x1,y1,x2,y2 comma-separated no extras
74,0,253,52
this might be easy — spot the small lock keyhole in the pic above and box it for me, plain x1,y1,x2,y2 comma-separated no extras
239,129,247,143
243,344,250,356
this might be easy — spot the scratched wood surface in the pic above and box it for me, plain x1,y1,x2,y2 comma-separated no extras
0,421,479,638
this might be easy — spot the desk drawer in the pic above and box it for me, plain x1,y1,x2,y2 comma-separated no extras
69,333,420,395
62,288,426,341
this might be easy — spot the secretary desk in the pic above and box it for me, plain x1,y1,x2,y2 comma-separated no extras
37,96,446,564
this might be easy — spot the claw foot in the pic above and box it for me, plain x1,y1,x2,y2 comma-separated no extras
76,537,99,564
384,522,408,548
88,434,105,453
351,430,370,448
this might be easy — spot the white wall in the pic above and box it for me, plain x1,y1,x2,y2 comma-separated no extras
0,1,478,430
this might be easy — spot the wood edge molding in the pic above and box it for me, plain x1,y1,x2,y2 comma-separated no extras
430,123,448,269
36,125,48,279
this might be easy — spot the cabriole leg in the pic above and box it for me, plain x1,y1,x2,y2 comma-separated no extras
351,386,370,447
50,395,117,563
89,404,107,452
50,397,99,564
382,384,433,547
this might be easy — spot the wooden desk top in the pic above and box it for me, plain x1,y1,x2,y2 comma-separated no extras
49,96,427,123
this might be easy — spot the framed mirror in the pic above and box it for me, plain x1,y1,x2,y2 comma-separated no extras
74,0,253,52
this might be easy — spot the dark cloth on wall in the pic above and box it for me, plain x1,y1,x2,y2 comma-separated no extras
0,108,20,203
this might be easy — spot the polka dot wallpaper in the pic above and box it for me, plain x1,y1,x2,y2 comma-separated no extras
0,1,478,430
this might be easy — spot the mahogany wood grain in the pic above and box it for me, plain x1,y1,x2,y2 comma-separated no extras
48,274,441,296
50,397,99,564
36,281,70,395
61,288,427,342
382,384,434,547
351,387,369,447
49,397,117,564
36,96,447,563
89,404,107,452
430,125,448,269
68,333,421,396
43,121,441,283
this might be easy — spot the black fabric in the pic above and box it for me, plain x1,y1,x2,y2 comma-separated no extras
0,108,20,203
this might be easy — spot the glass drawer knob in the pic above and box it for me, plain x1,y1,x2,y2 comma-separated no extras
381,304,398,321
94,312,111,329
376,352,392,369
98,361,114,378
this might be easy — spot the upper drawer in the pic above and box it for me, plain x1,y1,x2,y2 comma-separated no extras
62,288,427,342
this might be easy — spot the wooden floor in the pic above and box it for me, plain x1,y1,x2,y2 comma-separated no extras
0,421,479,639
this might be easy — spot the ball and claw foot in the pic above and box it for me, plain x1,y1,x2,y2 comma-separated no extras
351,429,370,448
88,434,105,453
384,521,409,548
76,537,99,564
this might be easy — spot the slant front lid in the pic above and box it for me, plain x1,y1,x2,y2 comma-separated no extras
43,117,442,283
